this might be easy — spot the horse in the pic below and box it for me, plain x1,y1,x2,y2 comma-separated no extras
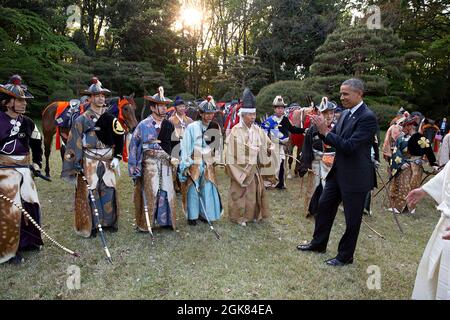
41,95,139,177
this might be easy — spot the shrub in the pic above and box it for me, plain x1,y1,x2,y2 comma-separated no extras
366,103,399,130
256,81,321,116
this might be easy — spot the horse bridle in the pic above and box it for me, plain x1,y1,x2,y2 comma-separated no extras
108,98,135,134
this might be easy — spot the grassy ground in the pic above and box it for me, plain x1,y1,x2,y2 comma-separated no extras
0,128,441,300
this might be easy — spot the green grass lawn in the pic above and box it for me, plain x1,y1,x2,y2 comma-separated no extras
0,129,441,300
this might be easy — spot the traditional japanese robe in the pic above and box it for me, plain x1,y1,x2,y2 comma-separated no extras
62,109,123,237
298,125,336,217
225,121,273,224
389,132,437,212
129,115,177,230
0,112,43,263
412,161,450,299
178,121,223,222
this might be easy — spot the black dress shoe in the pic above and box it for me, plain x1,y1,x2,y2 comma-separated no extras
188,219,197,226
325,257,353,266
296,243,326,253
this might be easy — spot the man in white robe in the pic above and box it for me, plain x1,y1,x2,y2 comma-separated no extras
407,161,450,299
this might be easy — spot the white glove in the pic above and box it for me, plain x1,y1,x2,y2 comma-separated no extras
110,157,120,170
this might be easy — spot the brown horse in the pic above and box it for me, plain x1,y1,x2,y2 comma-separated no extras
41,95,139,177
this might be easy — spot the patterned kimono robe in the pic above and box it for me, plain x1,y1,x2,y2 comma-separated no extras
128,116,176,230
0,112,43,263
389,132,437,212
62,109,120,238
178,121,223,222
225,121,272,224
413,162,450,299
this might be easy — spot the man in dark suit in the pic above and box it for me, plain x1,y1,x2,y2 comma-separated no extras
297,78,378,266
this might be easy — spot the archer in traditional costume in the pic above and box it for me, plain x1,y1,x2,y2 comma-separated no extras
225,88,273,226
62,78,124,237
0,75,43,264
261,96,305,189
179,96,223,225
298,98,336,218
128,87,178,231
388,116,438,214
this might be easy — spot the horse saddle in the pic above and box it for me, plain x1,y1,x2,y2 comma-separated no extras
54,100,83,128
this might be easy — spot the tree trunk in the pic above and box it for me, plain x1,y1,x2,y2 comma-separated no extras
222,28,228,70
243,1,248,56
87,0,97,54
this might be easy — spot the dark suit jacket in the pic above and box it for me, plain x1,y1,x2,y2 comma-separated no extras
323,103,378,193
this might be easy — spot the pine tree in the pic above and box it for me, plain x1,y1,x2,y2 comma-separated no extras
0,7,83,116
304,25,407,106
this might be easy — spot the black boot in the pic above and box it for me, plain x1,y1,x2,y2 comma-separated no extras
188,219,197,226
8,253,25,265
90,229,98,238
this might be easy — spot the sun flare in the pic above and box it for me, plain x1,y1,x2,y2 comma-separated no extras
180,7,203,28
